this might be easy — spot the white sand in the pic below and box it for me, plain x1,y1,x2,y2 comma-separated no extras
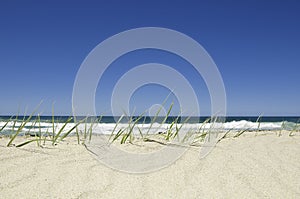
0,132,300,198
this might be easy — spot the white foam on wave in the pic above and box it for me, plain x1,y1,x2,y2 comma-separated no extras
0,120,287,135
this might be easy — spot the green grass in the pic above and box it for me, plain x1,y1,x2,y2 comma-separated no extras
73,114,81,144
36,114,42,146
87,116,102,143
11,114,19,135
1,102,298,149
217,127,234,143
289,120,299,136
279,121,285,137
7,102,42,147
254,114,263,136
108,102,191,144
0,116,13,134
233,128,250,138
121,113,145,144
109,109,146,144
189,117,211,145
163,114,192,142
109,115,125,142
51,116,73,145
145,92,173,135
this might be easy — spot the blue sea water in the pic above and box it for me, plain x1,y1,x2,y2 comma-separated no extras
0,116,299,136
0,116,299,123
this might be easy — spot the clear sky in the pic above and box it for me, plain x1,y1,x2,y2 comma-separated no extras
0,0,299,116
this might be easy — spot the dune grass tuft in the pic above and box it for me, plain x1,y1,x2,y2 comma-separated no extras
2,102,298,149
289,120,299,136
7,103,41,147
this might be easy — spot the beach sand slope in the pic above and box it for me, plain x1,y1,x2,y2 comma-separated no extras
0,132,299,198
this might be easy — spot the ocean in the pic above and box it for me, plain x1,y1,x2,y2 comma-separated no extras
0,116,299,136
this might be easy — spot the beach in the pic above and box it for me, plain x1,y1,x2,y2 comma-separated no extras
1,0,300,198
0,131,299,198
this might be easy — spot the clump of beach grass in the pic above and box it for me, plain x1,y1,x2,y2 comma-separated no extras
189,117,210,145
1,102,299,149
2,102,85,147
0,101,224,149
289,120,299,137
7,103,41,147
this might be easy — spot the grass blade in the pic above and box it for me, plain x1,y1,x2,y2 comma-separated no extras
16,139,39,147
146,92,173,135
109,115,125,141
112,128,125,143
0,116,13,133
60,122,82,141
52,103,55,139
255,114,263,136
88,116,102,142
289,119,299,136
52,117,73,145
73,115,80,144
121,113,144,144
7,102,42,147
233,128,249,138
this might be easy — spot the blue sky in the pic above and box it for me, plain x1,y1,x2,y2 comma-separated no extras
0,0,299,116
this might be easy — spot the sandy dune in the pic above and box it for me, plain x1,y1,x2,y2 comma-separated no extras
0,132,300,198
